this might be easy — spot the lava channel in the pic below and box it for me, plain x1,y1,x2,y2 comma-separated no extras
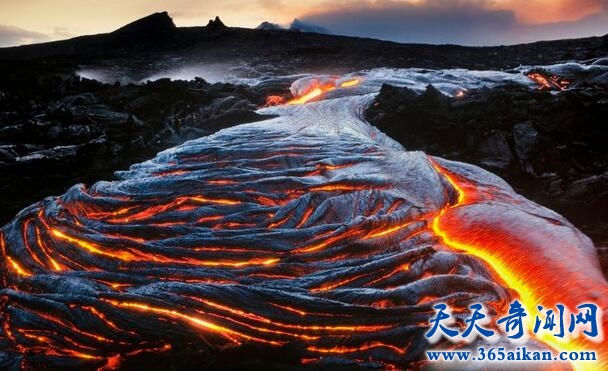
0,72,606,370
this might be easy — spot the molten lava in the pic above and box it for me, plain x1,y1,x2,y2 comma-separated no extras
339,78,360,88
287,76,361,104
527,70,570,90
1,70,605,370
430,159,608,371
288,87,327,105
0,124,514,369
265,95,285,106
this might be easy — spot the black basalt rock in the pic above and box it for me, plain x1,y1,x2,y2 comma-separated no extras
206,16,227,31
113,11,176,37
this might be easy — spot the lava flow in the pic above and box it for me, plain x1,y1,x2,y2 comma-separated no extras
430,158,608,371
526,70,570,90
287,76,361,104
1,70,606,370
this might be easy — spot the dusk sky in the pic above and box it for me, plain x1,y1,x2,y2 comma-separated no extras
1,0,607,47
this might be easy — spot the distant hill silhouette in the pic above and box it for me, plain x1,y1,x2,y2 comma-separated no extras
256,21,283,31
206,16,226,31
0,11,606,74
289,18,331,34
113,11,176,36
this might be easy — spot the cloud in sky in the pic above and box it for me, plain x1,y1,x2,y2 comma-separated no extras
0,24,51,47
497,0,607,24
0,0,607,47
298,0,608,45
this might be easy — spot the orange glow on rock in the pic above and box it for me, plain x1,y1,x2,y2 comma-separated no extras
265,95,285,106
287,87,326,105
1,110,604,370
308,341,405,355
339,78,360,88
430,158,608,371
527,71,570,91
106,300,283,346
7,256,31,277
286,76,361,105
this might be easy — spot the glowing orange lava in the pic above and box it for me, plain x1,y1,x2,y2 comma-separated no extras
288,88,326,105
430,158,608,371
105,300,282,346
286,76,361,105
2,96,605,370
339,78,360,88
527,71,570,90
265,95,285,106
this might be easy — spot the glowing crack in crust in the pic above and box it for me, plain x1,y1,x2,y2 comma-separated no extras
430,159,608,371
1,70,606,370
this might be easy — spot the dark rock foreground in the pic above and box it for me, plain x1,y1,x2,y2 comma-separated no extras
0,67,284,226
